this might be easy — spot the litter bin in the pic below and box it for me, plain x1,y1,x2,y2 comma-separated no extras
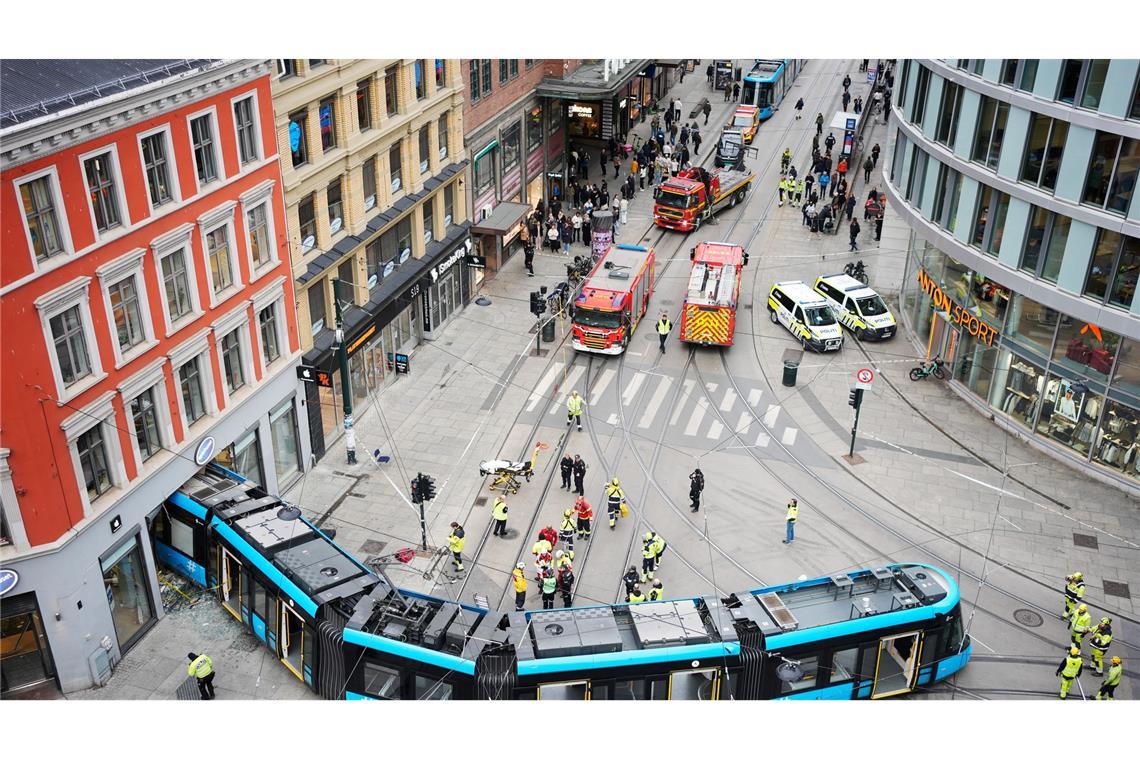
782,359,799,387
542,318,556,343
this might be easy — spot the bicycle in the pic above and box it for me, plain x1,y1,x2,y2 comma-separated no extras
909,356,946,381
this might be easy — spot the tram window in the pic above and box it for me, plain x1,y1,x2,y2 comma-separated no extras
648,678,668,700
921,631,941,666
537,680,588,700
779,656,819,694
517,688,537,700
945,617,965,654
414,674,452,700
831,647,859,682
363,662,402,699
857,644,879,680
613,678,646,700
251,579,267,621
670,668,718,700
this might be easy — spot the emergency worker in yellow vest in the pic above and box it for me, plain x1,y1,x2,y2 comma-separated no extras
1056,646,1083,700
447,522,466,572
1063,572,1085,620
567,391,584,432
1089,618,1112,675
187,652,216,700
783,498,799,544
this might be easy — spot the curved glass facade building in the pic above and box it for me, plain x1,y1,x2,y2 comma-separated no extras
885,59,1140,490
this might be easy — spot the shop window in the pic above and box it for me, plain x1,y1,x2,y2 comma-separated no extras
1020,207,1071,283
362,157,377,211
1093,398,1140,479
1112,340,1140,398
1020,113,1067,191
1017,60,1039,92
319,95,337,152
778,656,819,694
101,536,154,649
414,60,427,100
1036,372,1102,457
971,96,1008,170
438,113,449,160
1006,293,1060,360
389,141,403,193
910,64,931,127
435,59,446,89
468,60,480,102
527,106,543,151
481,60,492,95
1055,319,1120,383
298,193,316,252
270,400,300,486
419,126,430,174
992,349,1047,429
502,122,521,173
356,78,373,131
289,110,308,168
385,65,400,115
934,82,962,147
327,176,344,233
1079,60,1110,110
957,336,999,403
548,103,561,136
308,283,327,335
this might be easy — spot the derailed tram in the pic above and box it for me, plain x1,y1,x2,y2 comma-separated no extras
153,466,971,700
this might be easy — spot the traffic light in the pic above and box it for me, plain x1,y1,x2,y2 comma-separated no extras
848,388,864,409
419,474,437,501
410,476,422,505
529,291,545,316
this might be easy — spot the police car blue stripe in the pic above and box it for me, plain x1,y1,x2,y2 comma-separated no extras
343,627,477,675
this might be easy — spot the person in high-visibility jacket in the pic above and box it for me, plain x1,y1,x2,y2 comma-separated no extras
491,496,508,537
1070,603,1093,649
532,536,552,581
447,522,466,572
628,584,647,603
554,549,572,571
605,478,626,529
187,652,216,700
794,176,805,208
574,496,593,540
1097,656,1122,700
648,579,665,602
783,498,799,544
567,390,584,432
656,313,672,353
1089,618,1113,675
1056,646,1084,699
559,509,576,558
777,173,787,207
640,533,657,582
651,532,667,570
1063,572,1085,620
541,567,558,609
512,563,528,611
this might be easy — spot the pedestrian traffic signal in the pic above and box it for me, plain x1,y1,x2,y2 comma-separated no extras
848,388,864,408
419,474,437,501
410,477,422,505
530,291,545,316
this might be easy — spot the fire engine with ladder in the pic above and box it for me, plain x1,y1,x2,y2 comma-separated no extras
679,241,749,346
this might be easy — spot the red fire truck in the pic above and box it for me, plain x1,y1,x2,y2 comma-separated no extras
679,242,749,346
570,244,656,355
653,166,754,232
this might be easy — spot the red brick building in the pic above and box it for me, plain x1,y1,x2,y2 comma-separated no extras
0,59,308,695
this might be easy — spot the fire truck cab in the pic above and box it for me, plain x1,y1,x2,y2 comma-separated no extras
571,244,656,355
653,167,754,232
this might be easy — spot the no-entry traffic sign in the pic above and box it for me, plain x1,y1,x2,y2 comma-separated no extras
856,368,875,389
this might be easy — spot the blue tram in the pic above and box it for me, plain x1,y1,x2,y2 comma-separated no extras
739,59,803,120
153,466,971,700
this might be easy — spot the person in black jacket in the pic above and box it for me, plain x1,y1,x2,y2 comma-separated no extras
849,218,861,251
572,455,587,496
560,454,574,490
689,468,705,512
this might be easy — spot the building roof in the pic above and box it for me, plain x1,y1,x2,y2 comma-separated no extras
1,59,215,129
535,59,651,100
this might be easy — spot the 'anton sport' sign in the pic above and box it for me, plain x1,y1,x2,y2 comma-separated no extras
915,268,998,347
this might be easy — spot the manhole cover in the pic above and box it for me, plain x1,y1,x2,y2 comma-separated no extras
1013,609,1044,627
360,539,386,555
1103,580,1131,599
1073,532,1099,549
474,496,488,506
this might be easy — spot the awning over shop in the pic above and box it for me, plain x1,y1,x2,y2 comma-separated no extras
471,201,532,235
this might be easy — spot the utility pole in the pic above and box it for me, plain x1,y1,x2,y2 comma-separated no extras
332,278,356,464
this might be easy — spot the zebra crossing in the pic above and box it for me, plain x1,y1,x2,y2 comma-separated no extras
522,362,803,452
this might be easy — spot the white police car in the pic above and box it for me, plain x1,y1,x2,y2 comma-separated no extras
767,280,844,352
812,274,897,341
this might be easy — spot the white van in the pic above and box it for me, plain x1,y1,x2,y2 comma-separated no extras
813,274,897,341
767,281,844,352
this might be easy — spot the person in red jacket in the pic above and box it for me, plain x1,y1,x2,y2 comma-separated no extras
837,156,848,180
574,496,594,540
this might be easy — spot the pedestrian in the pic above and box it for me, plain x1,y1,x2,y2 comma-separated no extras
732,82,740,101
648,579,665,602
794,97,804,119
639,162,646,189
673,98,682,123
187,652,216,700
605,477,626,529
1097,656,1123,700
811,132,820,156
777,174,786,207
824,132,836,154
883,89,892,117
802,199,813,228
794,175,805,208
692,126,702,155
560,453,574,490
579,150,590,180
651,531,667,570
804,172,815,198
845,193,857,221
523,241,535,277
806,202,818,233
571,210,582,243
854,96,863,115
612,153,620,179
559,509,576,559
492,495,508,536
512,563,528,611
582,209,592,246
689,467,704,512
702,101,712,125
623,566,640,597
842,74,851,93
842,91,851,111
566,390,583,432
629,584,647,603
1056,646,1083,699
656,311,672,353
640,534,656,582
818,171,830,198
837,156,848,181
531,534,553,580
782,498,798,544
448,522,466,572
706,62,714,85
574,494,593,540
647,159,656,187
861,58,868,72
669,121,678,145
546,222,559,252
1089,618,1113,675
619,196,629,224
541,566,557,609
1070,603,1093,649
1063,572,1086,619
724,81,732,102
871,143,881,166
815,112,824,136
863,156,874,184
557,563,575,608
874,212,884,241
679,124,690,148
849,218,861,251
560,219,572,255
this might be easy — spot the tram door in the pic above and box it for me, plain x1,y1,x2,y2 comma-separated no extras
871,631,922,699
279,603,306,680
219,549,242,621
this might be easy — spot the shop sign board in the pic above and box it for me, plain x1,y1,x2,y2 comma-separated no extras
916,268,998,346
394,353,410,374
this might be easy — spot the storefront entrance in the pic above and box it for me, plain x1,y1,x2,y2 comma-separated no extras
1,592,58,696
100,534,156,652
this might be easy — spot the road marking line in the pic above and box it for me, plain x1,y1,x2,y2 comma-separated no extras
736,412,752,437
638,376,673,428
763,404,780,427
968,635,996,653
781,427,798,446
526,362,563,411
747,388,763,407
606,413,619,427
621,371,646,406
548,365,585,414
706,420,724,440
670,380,696,425
685,397,709,436
591,367,617,404
705,381,719,394
755,430,771,447
997,514,1023,532
719,387,737,412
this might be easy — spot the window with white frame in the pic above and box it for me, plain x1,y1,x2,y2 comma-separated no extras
178,356,207,425
129,387,163,462
438,112,449,160
107,275,146,352
233,95,260,165
247,202,272,269
159,248,193,323
327,176,344,233
190,113,219,185
140,129,176,208
17,170,70,264
37,277,103,400
61,393,124,512
363,156,377,210
198,203,240,304
83,151,123,233
240,181,278,279
51,304,93,386
206,226,234,294
258,303,281,366
220,328,246,393
77,424,113,501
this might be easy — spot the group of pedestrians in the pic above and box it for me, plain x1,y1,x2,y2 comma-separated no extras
1056,571,1124,700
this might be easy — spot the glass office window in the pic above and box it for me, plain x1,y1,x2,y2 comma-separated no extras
1109,235,1140,309
1079,60,1110,110
1085,229,1121,301
1057,59,1083,104
1112,339,1140,398
1020,114,1067,191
